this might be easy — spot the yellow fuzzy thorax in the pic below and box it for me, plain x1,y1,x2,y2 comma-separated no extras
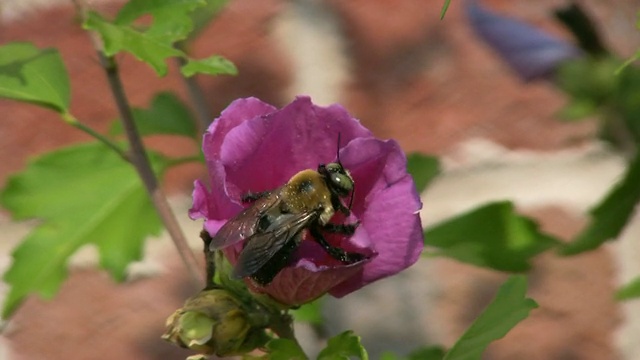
281,169,334,224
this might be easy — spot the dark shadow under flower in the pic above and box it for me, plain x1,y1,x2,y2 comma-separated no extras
190,96,424,305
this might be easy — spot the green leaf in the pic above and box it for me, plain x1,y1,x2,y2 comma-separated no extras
181,55,238,77
406,153,440,193
382,346,446,360
110,92,197,138
424,202,559,272
556,99,598,121
615,276,640,301
556,58,619,107
115,0,206,42
407,346,446,360
83,1,236,78
561,150,640,255
291,298,323,325
318,330,368,360
443,275,538,360
256,339,307,360
188,0,229,40
84,11,184,76
440,0,452,20
0,42,70,112
0,143,167,318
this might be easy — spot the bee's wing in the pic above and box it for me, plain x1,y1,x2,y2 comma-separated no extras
209,194,280,250
232,211,317,279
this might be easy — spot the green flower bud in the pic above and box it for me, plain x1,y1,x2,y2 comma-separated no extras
162,289,269,358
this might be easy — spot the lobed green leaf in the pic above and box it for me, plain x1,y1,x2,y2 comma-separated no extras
83,1,236,78
0,143,167,318
424,202,559,272
115,0,205,42
0,42,70,112
443,275,538,360
317,330,369,360
181,55,238,77
84,11,184,76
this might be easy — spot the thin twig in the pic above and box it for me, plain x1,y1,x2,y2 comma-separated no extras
73,0,205,288
97,52,205,288
175,54,212,136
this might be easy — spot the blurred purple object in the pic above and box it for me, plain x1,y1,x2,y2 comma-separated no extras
466,0,582,81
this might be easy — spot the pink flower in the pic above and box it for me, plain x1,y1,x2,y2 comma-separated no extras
189,96,423,305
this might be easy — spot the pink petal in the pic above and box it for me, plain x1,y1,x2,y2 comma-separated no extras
219,96,373,199
329,139,424,296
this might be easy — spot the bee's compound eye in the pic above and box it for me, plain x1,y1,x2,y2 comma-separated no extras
332,173,353,193
325,163,342,173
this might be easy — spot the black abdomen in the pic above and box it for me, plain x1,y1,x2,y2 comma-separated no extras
251,236,299,285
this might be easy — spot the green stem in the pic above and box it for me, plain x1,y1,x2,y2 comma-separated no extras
166,154,203,167
269,311,298,342
61,112,128,160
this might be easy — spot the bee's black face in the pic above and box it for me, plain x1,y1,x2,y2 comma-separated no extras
320,162,353,196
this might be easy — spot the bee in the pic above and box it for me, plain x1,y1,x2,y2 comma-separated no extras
208,147,366,285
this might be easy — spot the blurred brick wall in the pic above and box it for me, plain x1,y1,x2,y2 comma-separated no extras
1,0,639,359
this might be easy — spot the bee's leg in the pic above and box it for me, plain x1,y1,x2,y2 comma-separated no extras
309,226,365,263
322,221,360,235
331,195,351,216
242,191,272,203
337,203,351,216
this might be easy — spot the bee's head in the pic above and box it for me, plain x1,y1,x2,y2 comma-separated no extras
318,133,356,209
318,162,354,197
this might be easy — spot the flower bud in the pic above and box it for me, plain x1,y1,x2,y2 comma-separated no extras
162,289,268,358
